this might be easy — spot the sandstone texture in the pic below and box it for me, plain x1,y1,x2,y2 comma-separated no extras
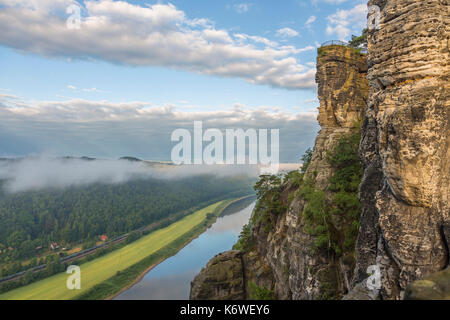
404,268,450,300
190,250,274,300
353,0,450,299
190,251,246,300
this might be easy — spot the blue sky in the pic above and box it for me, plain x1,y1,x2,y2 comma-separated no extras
0,0,367,162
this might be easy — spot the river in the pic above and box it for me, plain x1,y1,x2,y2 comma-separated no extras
115,201,255,300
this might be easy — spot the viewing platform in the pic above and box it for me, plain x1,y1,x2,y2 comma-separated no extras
320,40,367,54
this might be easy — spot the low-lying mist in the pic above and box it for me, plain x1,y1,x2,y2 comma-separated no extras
0,157,260,193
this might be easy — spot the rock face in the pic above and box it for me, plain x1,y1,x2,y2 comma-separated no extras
190,250,275,300
312,45,368,191
353,0,450,300
190,251,246,300
404,268,450,300
190,45,368,300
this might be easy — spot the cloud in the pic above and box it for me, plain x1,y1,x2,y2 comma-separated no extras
0,93,317,124
233,3,251,14
0,157,261,193
234,33,278,47
82,87,103,93
305,15,316,27
0,93,319,162
326,3,367,40
276,28,299,38
67,85,103,93
0,0,316,89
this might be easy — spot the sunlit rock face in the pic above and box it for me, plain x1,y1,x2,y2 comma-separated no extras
311,45,367,191
354,0,450,300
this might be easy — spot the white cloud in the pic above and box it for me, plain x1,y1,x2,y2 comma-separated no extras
305,15,316,26
82,87,103,93
233,3,251,14
0,0,316,89
276,27,299,38
326,4,367,40
202,29,233,43
67,85,102,93
0,93,319,162
234,33,278,47
0,94,317,123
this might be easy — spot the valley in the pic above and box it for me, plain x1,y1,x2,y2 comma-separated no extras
0,197,251,300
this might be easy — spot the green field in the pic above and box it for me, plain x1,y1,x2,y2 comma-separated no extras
0,201,225,300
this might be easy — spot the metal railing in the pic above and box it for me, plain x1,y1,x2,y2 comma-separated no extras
320,40,349,47
320,40,367,54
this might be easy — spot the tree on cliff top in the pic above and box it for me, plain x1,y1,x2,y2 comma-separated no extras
348,28,368,51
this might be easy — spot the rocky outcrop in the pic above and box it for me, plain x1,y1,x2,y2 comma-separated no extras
190,250,275,300
404,268,450,300
352,0,449,300
190,45,368,300
311,45,368,190
190,251,246,300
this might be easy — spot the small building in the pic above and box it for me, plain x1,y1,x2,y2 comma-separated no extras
50,242,59,250
99,235,108,242
8,247,14,251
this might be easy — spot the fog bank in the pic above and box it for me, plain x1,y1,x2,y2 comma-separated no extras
0,157,259,193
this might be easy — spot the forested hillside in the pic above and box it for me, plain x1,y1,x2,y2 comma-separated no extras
0,174,255,275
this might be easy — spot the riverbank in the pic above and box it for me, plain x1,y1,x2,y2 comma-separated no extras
0,198,253,300
82,196,254,300
115,198,256,300
107,195,256,300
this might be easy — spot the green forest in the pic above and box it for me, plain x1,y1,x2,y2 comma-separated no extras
0,174,255,276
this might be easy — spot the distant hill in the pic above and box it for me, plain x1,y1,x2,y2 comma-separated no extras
119,156,142,162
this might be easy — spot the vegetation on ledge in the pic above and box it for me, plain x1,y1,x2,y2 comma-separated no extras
300,129,362,257
248,281,275,300
251,174,285,233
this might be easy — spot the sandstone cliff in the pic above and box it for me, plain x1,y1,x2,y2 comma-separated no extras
352,0,449,299
404,267,450,300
